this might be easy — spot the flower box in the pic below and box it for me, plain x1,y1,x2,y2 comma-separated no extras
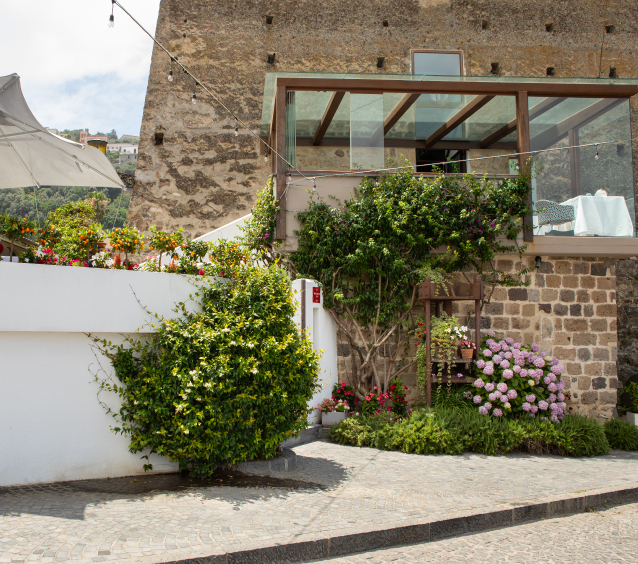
322,411,347,427
624,412,638,426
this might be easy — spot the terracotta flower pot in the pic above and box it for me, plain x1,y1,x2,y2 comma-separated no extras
460,348,474,360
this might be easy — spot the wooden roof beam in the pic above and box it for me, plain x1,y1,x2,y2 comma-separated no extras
312,91,346,146
479,97,566,149
424,95,495,149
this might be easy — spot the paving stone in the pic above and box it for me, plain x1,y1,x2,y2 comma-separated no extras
308,502,638,564
0,442,637,564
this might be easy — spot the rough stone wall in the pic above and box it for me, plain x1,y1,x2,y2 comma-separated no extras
132,0,638,240
616,258,638,391
336,255,620,421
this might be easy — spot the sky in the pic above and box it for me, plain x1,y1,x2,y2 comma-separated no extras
0,0,161,138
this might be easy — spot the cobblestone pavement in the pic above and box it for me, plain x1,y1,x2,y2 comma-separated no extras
308,502,638,564
1,441,637,564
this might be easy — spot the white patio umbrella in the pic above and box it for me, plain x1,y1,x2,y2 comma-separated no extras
0,74,124,190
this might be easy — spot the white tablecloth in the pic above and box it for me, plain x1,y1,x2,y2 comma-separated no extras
537,196,634,237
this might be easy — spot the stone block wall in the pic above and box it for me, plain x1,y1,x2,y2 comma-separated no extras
336,255,620,421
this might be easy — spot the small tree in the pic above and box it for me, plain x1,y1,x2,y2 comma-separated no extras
244,166,533,398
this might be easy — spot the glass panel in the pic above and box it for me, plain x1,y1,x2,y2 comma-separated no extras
285,91,296,170
350,94,384,170
451,96,516,142
531,98,635,237
413,52,462,75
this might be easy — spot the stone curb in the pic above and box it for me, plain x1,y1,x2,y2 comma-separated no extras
161,485,638,564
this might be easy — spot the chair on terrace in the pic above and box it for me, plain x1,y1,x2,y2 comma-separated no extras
536,200,575,236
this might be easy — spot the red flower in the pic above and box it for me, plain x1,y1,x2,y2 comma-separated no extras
220,270,225,277
199,269,205,275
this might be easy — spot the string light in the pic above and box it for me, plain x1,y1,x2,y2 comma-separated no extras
264,153,269,162
595,144,599,159
234,120,239,137
108,0,115,27
168,57,174,82
191,81,197,104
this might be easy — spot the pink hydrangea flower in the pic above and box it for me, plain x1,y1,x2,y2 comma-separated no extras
531,405,539,413
504,351,513,360
534,357,546,368
552,357,559,365
548,383,558,392
506,337,514,345
507,389,518,399
513,342,522,349
544,376,551,385
485,382,495,392
483,365,494,376
474,378,485,388
483,349,493,358
531,343,540,352
503,369,514,379
520,369,528,378
478,406,488,415
522,402,531,411
488,392,497,402
497,382,508,393
549,393,557,402
493,408,503,417
473,395,482,404
500,360,510,369
500,396,508,404
526,394,536,402
493,355,503,364
538,400,549,410
557,392,565,401
513,365,521,374
485,402,492,410
476,359,486,369
493,390,503,399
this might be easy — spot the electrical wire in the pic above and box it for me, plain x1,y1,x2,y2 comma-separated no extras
111,0,310,182
283,136,637,187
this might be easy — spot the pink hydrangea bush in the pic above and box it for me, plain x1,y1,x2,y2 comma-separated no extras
472,332,567,422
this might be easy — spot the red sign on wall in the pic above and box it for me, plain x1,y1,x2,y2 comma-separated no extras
312,287,321,304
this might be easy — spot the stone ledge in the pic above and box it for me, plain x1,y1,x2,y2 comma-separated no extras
220,448,297,474
155,482,638,564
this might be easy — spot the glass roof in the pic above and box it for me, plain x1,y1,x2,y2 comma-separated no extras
260,71,638,142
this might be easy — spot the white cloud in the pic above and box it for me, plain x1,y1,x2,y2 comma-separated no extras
0,0,161,136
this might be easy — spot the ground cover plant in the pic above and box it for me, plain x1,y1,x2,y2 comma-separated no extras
92,263,320,476
604,418,638,451
327,406,615,457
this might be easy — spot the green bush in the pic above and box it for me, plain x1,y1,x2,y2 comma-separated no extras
93,264,320,476
328,408,611,457
604,418,638,451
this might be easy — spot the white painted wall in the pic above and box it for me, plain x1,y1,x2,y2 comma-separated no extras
292,279,338,424
194,214,250,243
0,263,338,486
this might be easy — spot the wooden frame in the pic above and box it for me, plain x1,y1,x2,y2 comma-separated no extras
419,276,483,407
268,75,638,242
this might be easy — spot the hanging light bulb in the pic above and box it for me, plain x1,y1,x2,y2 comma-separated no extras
191,81,197,104
264,153,269,163
168,58,174,82
313,178,317,190
595,144,599,160
108,0,115,27
234,120,239,136
286,171,292,184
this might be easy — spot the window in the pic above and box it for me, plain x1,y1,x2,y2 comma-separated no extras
412,51,466,169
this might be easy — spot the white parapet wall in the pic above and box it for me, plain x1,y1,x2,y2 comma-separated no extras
0,262,205,486
0,263,337,486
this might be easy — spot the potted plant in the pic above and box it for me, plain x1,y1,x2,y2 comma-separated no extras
458,339,476,359
318,397,349,426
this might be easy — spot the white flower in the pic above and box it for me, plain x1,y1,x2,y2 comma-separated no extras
184,429,189,434
251,367,258,374
189,370,197,375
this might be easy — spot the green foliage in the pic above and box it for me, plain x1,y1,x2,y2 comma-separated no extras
328,408,610,457
148,226,184,269
0,186,129,229
604,418,638,451
92,264,321,476
623,382,638,413
240,177,279,261
244,166,533,397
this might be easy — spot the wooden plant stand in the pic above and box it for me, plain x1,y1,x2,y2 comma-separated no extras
418,276,484,406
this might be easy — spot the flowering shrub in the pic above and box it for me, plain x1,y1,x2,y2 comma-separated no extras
318,398,350,413
458,340,475,350
472,333,567,422
148,226,184,270
387,379,409,417
0,213,37,259
361,387,390,416
332,382,358,410
92,264,320,476
110,226,144,264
